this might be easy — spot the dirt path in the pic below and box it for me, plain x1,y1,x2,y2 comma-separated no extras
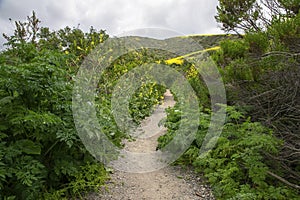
87,90,215,200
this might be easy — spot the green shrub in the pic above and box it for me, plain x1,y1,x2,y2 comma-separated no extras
222,58,254,82
268,12,300,52
43,162,108,199
0,50,110,199
214,39,248,67
244,32,270,56
129,82,166,123
0,12,169,198
158,106,299,199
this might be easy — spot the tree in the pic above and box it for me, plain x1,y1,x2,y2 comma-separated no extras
278,0,300,15
216,0,300,33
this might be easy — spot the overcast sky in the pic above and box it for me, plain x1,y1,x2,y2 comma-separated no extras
0,0,223,48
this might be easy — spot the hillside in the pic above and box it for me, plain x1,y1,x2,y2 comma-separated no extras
169,34,238,49
129,34,238,65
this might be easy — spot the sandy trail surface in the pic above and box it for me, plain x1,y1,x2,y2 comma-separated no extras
87,90,214,200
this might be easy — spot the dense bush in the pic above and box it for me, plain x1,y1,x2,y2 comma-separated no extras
212,39,248,68
194,107,298,199
244,32,270,57
157,4,300,200
158,105,299,199
0,12,166,199
198,7,300,199
0,48,109,199
268,12,300,53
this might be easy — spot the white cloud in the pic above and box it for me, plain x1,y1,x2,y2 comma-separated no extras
0,0,224,49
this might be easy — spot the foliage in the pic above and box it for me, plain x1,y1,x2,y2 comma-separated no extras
0,12,168,199
216,0,300,34
158,105,299,199
193,107,298,199
278,0,300,15
1,6,300,199
207,3,300,198
268,11,300,53
213,39,248,67
43,163,108,199
129,82,165,123
3,11,40,47
157,6,300,198
216,0,262,33
232,64,300,191
0,51,106,198
244,32,270,56
0,12,108,199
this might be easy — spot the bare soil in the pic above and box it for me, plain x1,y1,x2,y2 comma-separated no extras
86,90,215,200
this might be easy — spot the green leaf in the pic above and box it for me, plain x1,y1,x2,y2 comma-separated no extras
0,96,14,105
15,139,41,155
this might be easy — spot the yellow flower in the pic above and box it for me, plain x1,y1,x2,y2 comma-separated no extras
187,65,198,78
99,34,104,43
165,58,184,65
204,46,221,52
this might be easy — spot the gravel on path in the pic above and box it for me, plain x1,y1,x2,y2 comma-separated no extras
86,90,215,200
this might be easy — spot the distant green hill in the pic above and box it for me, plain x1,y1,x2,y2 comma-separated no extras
167,34,238,49
161,34,239,64
118,34,239,64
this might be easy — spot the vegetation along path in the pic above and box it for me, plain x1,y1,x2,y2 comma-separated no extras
87,90,215,200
